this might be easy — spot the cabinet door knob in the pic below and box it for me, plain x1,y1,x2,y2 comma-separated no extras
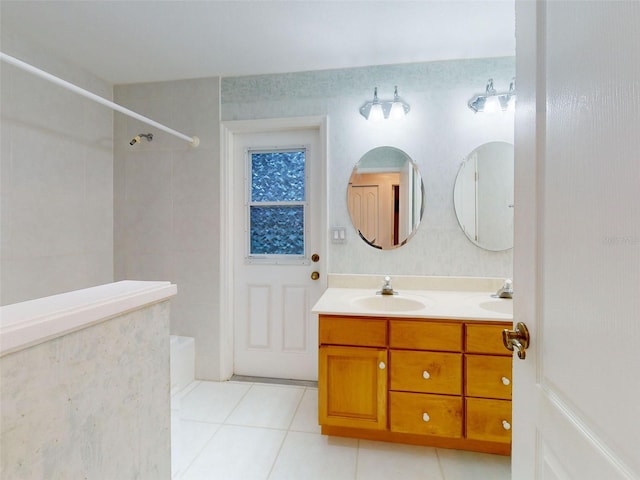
501,376,511,386
422,412,430,422
502,420,511,430
422,370,430,379
379,361,386,370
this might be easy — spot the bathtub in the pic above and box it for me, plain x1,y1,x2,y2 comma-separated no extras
170,335,195,394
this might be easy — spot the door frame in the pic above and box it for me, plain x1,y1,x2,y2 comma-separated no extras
219,116,329,381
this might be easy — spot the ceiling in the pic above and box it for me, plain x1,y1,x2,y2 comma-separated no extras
1,0,515,85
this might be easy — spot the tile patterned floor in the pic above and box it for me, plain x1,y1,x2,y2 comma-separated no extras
171,380,511,480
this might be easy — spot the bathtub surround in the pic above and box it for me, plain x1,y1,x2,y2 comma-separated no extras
113,78,221,380
0,281,176,479
0,33,114,306
171,335,196,395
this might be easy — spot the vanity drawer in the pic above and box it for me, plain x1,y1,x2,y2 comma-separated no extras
319,315,387,347
390,391,463,438
466,398,512,444
390,320,463,351
465,355,512,400
465,324,511,355
390,350,462,395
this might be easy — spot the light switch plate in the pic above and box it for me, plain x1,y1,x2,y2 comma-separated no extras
330,227,346,244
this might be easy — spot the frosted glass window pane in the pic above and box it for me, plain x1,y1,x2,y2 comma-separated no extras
251,151,305,202
250,206,304,255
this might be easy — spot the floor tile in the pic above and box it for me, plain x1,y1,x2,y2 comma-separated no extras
172,380,514,480
289,387,321,434
179,381,251,423
357,440,444,480
180,425,286,480
437,448,511,480
171,418,220,478
268,431,358,480
226,384,305,429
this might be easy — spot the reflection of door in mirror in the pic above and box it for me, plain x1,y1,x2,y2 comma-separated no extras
454,153,478,241
453,142,514,251
349,172,403,249
348,184,379,246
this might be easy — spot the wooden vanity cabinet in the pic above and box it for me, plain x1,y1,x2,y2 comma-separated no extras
319,314,512,455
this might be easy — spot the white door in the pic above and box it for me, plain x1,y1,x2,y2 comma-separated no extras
513,1,640,478
232,127,325,381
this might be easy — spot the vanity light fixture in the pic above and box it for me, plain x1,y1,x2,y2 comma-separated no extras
360,86,410,121
468,78,516,113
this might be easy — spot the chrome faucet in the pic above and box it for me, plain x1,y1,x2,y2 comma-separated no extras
377,275,397,296
493,278,513,299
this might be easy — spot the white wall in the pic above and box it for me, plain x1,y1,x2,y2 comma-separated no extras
0,34,114,305
113,78,221,380
222,57,515,278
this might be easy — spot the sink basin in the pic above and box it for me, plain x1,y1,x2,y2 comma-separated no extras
478,299,513,315
351,295,430,312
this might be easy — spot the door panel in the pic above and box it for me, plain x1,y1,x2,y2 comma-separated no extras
514,2,640,478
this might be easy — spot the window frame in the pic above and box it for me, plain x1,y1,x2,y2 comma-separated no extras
244,146,311,265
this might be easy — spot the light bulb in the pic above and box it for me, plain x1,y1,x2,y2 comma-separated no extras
389,102,405,120
369,103,384,121
484,96,500,113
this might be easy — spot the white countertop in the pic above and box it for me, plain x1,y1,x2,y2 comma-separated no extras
0,281,177,357
311,287,513,322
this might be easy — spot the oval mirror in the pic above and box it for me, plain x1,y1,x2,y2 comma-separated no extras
347,147,424,250
453,142,514,251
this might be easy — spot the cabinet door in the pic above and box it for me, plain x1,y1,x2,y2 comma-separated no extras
318,345,387,430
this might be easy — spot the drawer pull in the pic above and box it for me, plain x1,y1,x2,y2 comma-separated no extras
422,370,430,380
502,420,511,430
422,412,430,422
501,376,511,386
379,361,386,370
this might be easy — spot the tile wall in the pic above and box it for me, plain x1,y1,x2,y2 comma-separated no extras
0,35,114,305
113,78,221,380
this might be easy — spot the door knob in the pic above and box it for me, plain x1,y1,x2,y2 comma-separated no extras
502,322,530,360
310,271,320,281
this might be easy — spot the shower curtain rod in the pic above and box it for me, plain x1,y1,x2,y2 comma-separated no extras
0,52,200,147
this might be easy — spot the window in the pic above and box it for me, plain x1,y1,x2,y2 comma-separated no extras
247,148,308,263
